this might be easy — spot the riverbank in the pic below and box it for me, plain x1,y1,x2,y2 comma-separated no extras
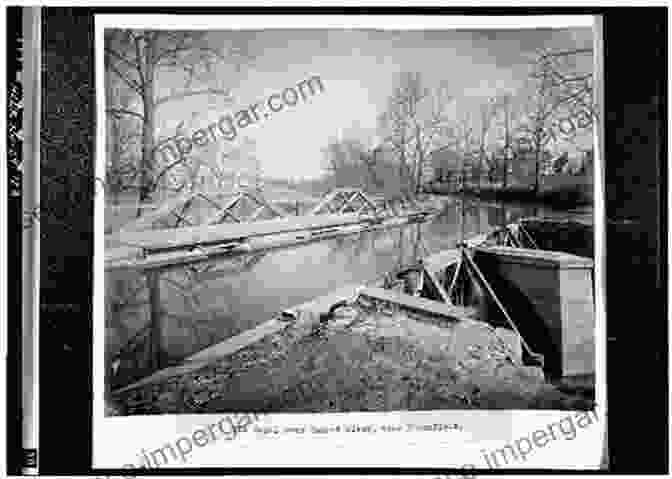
111,304,594,415
427,175,593,209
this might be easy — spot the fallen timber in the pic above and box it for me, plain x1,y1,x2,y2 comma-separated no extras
106,186,439,270
109,217,595,411
106,209,437,271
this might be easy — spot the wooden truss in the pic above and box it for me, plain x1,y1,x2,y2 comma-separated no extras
311,188,419,217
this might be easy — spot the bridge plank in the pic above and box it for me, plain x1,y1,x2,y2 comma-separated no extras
357,287,478,322
114,213,370,251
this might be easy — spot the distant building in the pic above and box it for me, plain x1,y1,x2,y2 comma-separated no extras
548,148,593,175
579,149,594,175
510,146,552,184
550,152,570,174
370,143,397,164
429,146,463,181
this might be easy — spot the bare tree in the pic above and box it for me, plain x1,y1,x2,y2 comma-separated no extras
379,72,454,197
104,29,251,214
105,69,144,205
515,47,595,192
321,137,368,189
433,100,477,191
320,136,402,199
487,92,528,188
377,98,413,197
362,145,409,199
533,47,596,137
475,98,501,189
453,110,476,190
516,57,565,193
515,82,557,192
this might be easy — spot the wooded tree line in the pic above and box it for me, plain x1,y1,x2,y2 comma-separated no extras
104,31,596,208
323,47,596,196
104,29,258,214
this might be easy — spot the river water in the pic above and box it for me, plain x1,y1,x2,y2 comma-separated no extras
106,196,590,388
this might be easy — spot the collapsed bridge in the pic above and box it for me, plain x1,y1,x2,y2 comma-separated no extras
105,187,439,271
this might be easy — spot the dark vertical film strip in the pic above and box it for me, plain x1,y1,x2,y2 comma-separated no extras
21,7,40,475
7,6,23,475
39,8,95,474
602,11,667,473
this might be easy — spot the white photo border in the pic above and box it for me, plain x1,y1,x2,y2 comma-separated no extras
93,13,606,470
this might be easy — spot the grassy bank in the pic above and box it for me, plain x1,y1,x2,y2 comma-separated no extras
113,306,594,415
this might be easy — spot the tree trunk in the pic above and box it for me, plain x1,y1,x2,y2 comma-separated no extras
503,154,509,190
534,144,541,194
415,157,422,195
414,126,423,196
398,153,405,192
137,37,155,218
461,139,467,193
479,149,485,192
399,148,413,200
503,96,510,190
110,117,122,206
106,73,122,207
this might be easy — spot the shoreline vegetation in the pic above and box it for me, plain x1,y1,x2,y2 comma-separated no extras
426,176,593,210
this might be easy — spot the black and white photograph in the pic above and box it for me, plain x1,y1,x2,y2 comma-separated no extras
89,12,608,472
101,17,599,423
6,6,669,475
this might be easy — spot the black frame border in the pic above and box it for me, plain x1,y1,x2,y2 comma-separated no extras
5,6,666,475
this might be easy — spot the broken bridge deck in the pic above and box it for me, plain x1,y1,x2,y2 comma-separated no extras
114,213,376,252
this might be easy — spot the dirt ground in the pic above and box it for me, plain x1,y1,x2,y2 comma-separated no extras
112,305,594,416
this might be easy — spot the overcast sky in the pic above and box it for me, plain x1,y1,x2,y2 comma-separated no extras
152,26,594,180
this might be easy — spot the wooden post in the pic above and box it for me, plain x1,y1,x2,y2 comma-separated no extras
146,270,163,371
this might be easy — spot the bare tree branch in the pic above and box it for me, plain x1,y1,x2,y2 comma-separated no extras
106,108,144,121
106,61,143,95
155,88,233,107
132,32,146,86
104,47,140,72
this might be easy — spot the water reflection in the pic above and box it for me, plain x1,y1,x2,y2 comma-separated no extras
106,197,557,388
